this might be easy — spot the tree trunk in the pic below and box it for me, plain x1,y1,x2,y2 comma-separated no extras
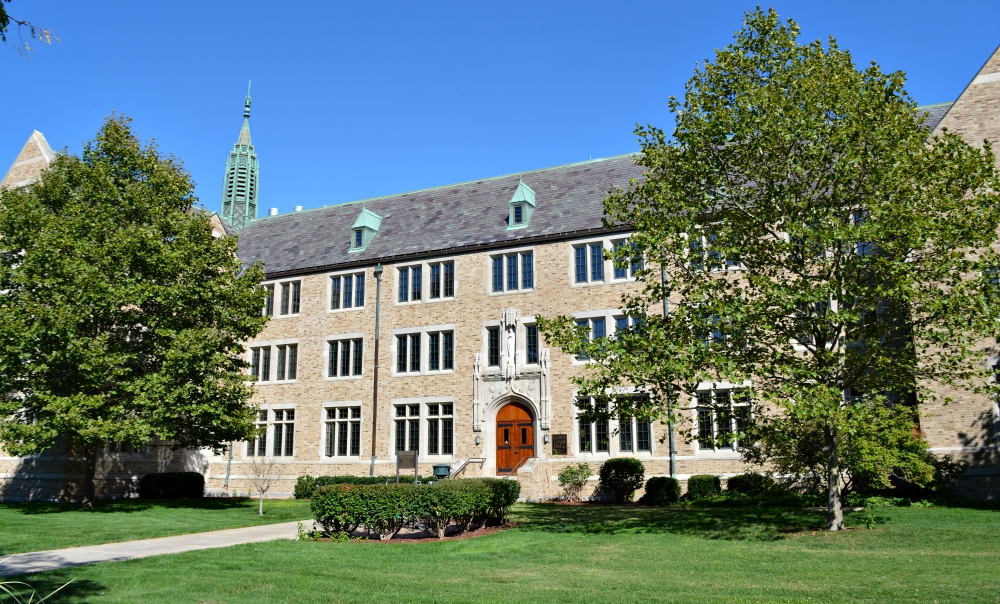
823,426,844,531
258,493,264,516
82,442,99,509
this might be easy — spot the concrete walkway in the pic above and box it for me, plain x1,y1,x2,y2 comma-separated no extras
0,520,301,577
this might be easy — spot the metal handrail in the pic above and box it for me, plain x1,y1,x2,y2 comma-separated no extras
503,456,535,477
449,457,486,478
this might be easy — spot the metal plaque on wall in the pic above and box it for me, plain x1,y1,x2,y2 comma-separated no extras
552,434,567,455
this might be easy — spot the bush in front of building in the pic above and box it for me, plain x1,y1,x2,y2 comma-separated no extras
686,475,722,500
313,475,432,488
638,477,681,506
139,472,204,499
557,463,591,502
726,472,776,497
310,478,520,540
598,458,646,503
293,475,317,499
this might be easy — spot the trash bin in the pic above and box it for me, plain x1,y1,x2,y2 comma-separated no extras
433,464,451,479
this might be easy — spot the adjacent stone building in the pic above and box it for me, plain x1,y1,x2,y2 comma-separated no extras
3,44,1000,501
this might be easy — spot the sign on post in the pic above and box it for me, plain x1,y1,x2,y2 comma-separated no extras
396,450,418,483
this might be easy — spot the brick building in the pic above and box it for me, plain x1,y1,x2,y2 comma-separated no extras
3,45,1000,501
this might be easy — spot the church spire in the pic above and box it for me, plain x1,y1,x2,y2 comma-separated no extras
220,81,259,231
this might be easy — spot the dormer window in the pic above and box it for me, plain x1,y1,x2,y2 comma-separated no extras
350,208,382,253
507,179,536,230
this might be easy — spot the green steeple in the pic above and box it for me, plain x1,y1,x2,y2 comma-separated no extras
220,81,259,231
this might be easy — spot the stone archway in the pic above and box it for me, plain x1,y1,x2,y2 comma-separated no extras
495,401,534,475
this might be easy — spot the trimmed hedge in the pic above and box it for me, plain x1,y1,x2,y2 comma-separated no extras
293,475,316,499
295,474,436,499
310,478,520,540
686,475,721,500
726,472,776,497
139,472,204,499
638,476,681,506
598,458,646,503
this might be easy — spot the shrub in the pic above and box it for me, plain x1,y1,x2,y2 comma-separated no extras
598,458,646,503
726,473,775,497
310,484,363,534
293,475,317,499
638,476,681,506
686,475,721,500
484,478,520,524
557,463,591,502
139,472,204,499
313,475,432,487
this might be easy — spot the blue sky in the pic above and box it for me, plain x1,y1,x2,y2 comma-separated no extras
2,1,999,216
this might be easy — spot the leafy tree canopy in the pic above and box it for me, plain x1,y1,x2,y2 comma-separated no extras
539,8,1000,530
0,115,267,505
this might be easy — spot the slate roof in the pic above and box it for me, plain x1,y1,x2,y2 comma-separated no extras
238,154,644,278
919,102,954,131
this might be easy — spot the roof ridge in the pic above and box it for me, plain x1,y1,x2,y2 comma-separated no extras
253,152,638,221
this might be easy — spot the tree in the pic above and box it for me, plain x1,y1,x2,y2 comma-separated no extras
244,452,284,516
0,0,57,56
539,8,1000,530
0,115,268,506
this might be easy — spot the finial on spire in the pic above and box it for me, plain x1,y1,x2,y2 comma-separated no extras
244,80,252,118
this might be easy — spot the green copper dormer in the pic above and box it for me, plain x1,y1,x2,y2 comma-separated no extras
220,81,259,231
507,179,536,230
350,207,382,252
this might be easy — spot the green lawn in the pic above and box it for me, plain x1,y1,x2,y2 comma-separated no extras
11,502,1000,603
0,498,311,555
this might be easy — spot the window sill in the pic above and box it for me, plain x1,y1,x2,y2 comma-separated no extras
425,296,456,304
324,375,364,382
488,289,534,296
391,370,456,378
328,307,365,314
253,379,300,386
267,313,302,319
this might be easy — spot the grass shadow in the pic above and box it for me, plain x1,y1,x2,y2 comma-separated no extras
6,570,106,602
5,498,255,516
514,502,840,541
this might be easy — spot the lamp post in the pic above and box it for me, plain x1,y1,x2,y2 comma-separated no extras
662,262,676,479
369,264,383,477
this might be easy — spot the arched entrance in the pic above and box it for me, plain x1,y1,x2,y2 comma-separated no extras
496,402,534,475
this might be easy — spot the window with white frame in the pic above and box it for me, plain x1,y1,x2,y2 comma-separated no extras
525,323,539,364
486,326,500,366
250,344,297,382
426,403,454,456
271,280,301,316
577,397,610,453
325,405,361,457
394,404,420,453
396,334,421,373
490,250,533,293
573,241,607,284
330,272,365,310
246,409,295,457
614,315,644,338
327,338,363,378
574,317,606,360
398,265,423,303
696,389,751,451
427,331,454,371
263,284,275,316
616,394,653,453
689,231,740,271
429,261,455,300
611,239,644,279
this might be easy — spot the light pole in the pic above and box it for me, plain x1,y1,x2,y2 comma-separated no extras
369,264,383,477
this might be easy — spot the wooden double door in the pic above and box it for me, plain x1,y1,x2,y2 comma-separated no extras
496,402,534,475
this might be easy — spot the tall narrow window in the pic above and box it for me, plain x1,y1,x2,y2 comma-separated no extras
513,204,523,225
526,324,539,364
521,252,533,289
595,417,609,453
408,405,420,452
697,395,714,450
264,286,274,316
343,276,353,309
291,281,301,314
430,264,441,299
354,274,365,307
630,243,644,275
396,336,407,372
636,420,651,452
340,340,351,376
250,348,261,380
506,254,518,291
280,283,290,314
574,246,587,283
579,416,592,453
715,391,731,448
616,316,629,335
411,266,422,301
354,229,363,248
399,268,409,302
283,410,295,456
575,319,589,361
429,332,440,370
444,262,455,297
328,342,337,377
276,346,286,380
261,347,271,381
330,277,341,310
428,411,439,454
619,415,633,451
352,340,363,375
591,318,606,341
442,405,454,455
487,327,500,366
395,407,406,452
492,257,503,292
443,332,454,370
590,244,604,282
249,411,267,457
273,411,284,456
409,334,421,372
287,345,297,380
613,242,627,279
